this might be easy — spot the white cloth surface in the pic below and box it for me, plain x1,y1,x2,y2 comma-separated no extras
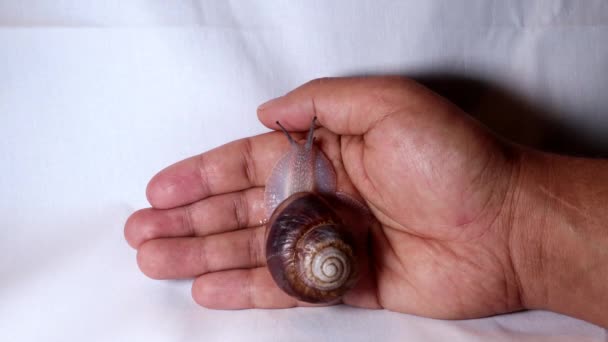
1,1,607,341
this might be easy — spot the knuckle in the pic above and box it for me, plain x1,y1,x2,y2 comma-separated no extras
247,229,261,267
240,137,257,186
232,193,249,229
246,269,257,308
182,205,195,235
196,153,213,196
197,238,209,273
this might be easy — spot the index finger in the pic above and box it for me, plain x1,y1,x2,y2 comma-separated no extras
146,132,292,209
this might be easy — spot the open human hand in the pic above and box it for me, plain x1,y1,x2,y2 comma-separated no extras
125,77,528,319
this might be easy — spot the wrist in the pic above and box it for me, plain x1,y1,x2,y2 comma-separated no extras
505,150,551,310
507,149,608,327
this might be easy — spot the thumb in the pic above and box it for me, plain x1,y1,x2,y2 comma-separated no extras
257,76,430,135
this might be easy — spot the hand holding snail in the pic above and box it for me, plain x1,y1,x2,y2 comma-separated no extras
127,77,608,328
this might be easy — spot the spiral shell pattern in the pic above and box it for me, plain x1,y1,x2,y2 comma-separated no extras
310,246,349,288
297,226,354,293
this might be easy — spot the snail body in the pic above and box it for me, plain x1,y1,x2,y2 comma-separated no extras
264,118,363,303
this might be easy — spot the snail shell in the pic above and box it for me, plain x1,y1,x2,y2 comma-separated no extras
264,118,363,303
266,192,359,303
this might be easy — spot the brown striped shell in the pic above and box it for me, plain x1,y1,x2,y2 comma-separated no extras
265,192,359,303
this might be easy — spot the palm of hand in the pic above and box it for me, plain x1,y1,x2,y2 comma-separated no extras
336,101,521,318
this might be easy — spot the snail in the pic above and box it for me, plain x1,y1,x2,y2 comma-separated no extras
264,117,368,303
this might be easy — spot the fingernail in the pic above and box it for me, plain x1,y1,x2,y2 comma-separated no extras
257,96,282,111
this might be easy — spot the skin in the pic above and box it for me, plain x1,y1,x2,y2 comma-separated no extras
124,77,608,327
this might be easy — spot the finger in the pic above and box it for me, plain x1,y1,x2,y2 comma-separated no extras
192,267,324,309
136,226,265,279
257,76,438,135
146,131,297,209
125,187,266,249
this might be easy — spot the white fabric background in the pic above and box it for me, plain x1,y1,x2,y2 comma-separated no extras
1,1,607,341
